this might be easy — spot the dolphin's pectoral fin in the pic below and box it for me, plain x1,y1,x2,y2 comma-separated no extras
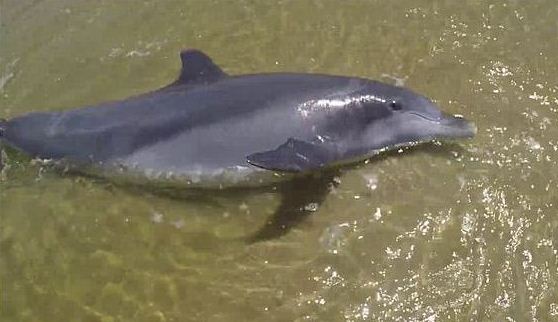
247,171,338,243
169,49,228,87
247,138,336,172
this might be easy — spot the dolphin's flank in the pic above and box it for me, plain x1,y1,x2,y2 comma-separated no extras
0,49,475,188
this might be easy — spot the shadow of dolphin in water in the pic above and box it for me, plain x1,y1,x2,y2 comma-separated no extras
55,141,468,243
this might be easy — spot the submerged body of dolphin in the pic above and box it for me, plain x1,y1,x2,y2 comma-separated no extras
0,50,475,188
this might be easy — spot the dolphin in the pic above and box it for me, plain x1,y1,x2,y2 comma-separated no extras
0,49,475,183
0,49,475,239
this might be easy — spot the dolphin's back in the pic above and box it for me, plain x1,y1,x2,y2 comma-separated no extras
2,73,361,171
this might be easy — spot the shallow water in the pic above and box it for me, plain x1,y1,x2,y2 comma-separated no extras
1,0,558,321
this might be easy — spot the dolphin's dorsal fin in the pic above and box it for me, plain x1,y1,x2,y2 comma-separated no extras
174,49,227,86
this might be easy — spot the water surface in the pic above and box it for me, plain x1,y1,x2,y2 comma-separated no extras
2,0,558,321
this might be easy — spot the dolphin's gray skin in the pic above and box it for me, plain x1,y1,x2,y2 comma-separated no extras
0,49,475,240
0,49,475,188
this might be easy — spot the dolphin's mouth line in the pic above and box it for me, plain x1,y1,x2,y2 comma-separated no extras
407,111,442,122
406,111,476,136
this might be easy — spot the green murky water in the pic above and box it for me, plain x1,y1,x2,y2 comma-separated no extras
1,0,558,321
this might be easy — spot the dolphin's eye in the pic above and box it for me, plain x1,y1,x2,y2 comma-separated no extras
389,101,403,111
